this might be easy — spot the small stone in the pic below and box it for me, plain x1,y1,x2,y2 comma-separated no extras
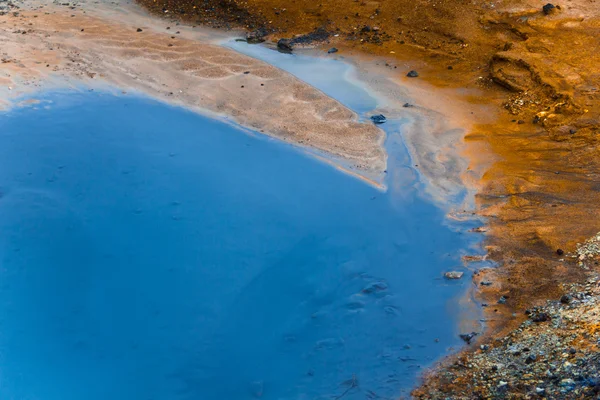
480,281,493,286
498,296,507,304
136,28,143,32
403,103,413,108
444,271,464,280
557,248,564,255
246,28,268,44
525,354,537,364
560,294,571,304
543,3,556,15
459,332,478,344
327,47,338,54
277,38,293,53
406,70,419,78
370,114,387,124
560,378,575,387
531,312,550,322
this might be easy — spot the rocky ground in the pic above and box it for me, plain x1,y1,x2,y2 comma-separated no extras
415,232,600,399
416,270,600,398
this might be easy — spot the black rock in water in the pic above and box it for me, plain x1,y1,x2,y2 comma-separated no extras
460,332,478,344
370,114,387,124
136,28,143,32
277,38,293,53
406,70,419,78
327,47,338,54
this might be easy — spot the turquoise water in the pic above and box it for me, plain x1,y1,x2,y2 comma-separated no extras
0,90,480,399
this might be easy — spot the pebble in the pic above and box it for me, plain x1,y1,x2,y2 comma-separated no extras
276,38,293,53
543,3,556,15
370,114,387,124
406,70,419,78
444,271,464,280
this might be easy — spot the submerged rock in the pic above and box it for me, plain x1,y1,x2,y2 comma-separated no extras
406,70,419,78
327,47,338,54
370,114,387,124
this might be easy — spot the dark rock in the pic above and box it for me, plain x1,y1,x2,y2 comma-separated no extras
560,294,571,304
525,354,537,364
498,296,507,304
136,28,143,32
327,47,338,54
531,312,550,322
556,248,564,255
288,27,331,46
570,129,577,134
480,281,493,286
448,66,453,70
543,3,556,15
246,28,268,44
277,38,293,53
403,103,413,108
361,25,372,33
370,114,387,124
460,332,478,344
406,70,419,78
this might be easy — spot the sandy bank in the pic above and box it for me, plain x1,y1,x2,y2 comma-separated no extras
0,2,386,182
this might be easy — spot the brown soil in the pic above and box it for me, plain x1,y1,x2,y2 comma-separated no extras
135,0,600,396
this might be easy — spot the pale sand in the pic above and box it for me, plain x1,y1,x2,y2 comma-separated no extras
1,0,483,206
0,2,385,182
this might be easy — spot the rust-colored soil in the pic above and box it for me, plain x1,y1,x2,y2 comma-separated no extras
137,0,600,396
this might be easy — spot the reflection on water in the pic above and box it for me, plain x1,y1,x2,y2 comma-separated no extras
0,91,480,399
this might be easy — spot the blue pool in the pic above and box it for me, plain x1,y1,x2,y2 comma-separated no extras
0,89,479,399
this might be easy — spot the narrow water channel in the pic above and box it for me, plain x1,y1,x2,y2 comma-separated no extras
0,47,482,400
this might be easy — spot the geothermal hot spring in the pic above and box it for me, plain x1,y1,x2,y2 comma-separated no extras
0,45,483,399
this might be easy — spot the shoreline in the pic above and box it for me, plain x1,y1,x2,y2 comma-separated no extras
130,0,600,396
0,3,387,184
